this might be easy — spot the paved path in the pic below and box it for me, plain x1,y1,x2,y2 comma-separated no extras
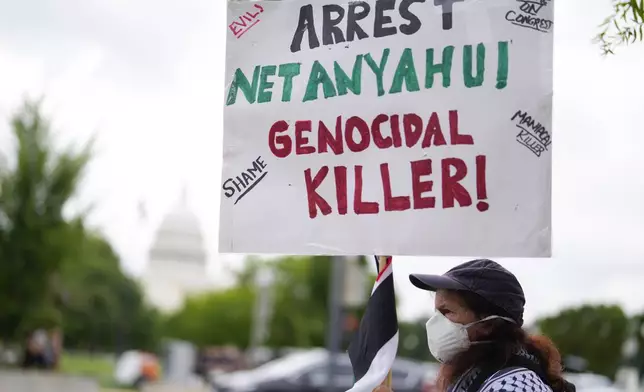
0,369,99,392
142,382,211,392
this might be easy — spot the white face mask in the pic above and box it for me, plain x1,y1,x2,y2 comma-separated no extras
425,312,515,363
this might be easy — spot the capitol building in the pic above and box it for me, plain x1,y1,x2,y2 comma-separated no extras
141,193,217,313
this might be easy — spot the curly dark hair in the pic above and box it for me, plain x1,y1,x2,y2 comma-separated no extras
435,290,567,392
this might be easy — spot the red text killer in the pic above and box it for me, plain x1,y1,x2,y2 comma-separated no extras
304,156,489,219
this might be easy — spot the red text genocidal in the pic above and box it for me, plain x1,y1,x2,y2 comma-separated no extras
267,110,490,219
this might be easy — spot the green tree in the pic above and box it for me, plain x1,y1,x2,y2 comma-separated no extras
266,256,332,347
165,256,332,348
165,255,373,349
261,255,371,348
596,0,644,54
164,286,255,347
628,313,644,379
0,100,92,340
538,304,629,378
59,231,161,352
398,320,433,361
0,100,161,355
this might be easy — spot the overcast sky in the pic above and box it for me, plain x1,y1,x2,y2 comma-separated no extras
0,0,643,324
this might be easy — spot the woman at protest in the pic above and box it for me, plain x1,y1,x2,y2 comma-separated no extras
377,259,575,392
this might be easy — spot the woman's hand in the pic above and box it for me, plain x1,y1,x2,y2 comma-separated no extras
373,386,393,392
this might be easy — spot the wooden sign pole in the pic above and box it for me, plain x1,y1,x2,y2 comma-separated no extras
375,255,393,391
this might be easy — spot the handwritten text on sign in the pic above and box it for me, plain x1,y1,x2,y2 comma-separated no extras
220,0,554,256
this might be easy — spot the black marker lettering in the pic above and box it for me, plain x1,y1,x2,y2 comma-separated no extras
374,0,397,38
399,0,425,35
322,5,346,45
290,5,320,53
347,2,371,41
222,179,236,198
256,156,267,169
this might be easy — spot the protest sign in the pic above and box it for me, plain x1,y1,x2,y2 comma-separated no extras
220,0,553,257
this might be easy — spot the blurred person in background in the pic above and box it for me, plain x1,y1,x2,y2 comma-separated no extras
21,328,62,370
377,259,576,392
139,353,161,386
114,350,161,389
22,329,48,369
42,329,61,369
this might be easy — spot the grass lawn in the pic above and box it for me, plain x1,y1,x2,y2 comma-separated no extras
59,352,118,388
101,389,134,392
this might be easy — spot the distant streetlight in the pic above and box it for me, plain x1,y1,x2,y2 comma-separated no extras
249,267,275,366
623,338,639,359
255,267,274,288
342,256,367,308
326,256,346,392
0,152,7,230
622,318,641,366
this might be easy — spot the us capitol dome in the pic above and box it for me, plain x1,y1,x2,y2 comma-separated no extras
141,191,216,313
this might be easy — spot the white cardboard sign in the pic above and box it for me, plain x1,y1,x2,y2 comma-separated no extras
220,0,553,256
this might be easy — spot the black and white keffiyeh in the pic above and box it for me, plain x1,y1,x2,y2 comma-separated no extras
449,367,553,392
448,347,560,392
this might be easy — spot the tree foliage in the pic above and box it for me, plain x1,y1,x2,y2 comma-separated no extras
538,304,629,378
165,256,334,348
0,101,160,353
165,256,373,350
164,286,255,347
596,0,644,54
631,313,644,376
0,100,92,339
266,256,332,348
398,320,433,362
59,232,161,352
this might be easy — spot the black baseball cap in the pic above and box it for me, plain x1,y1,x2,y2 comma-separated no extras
409,259,526,326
